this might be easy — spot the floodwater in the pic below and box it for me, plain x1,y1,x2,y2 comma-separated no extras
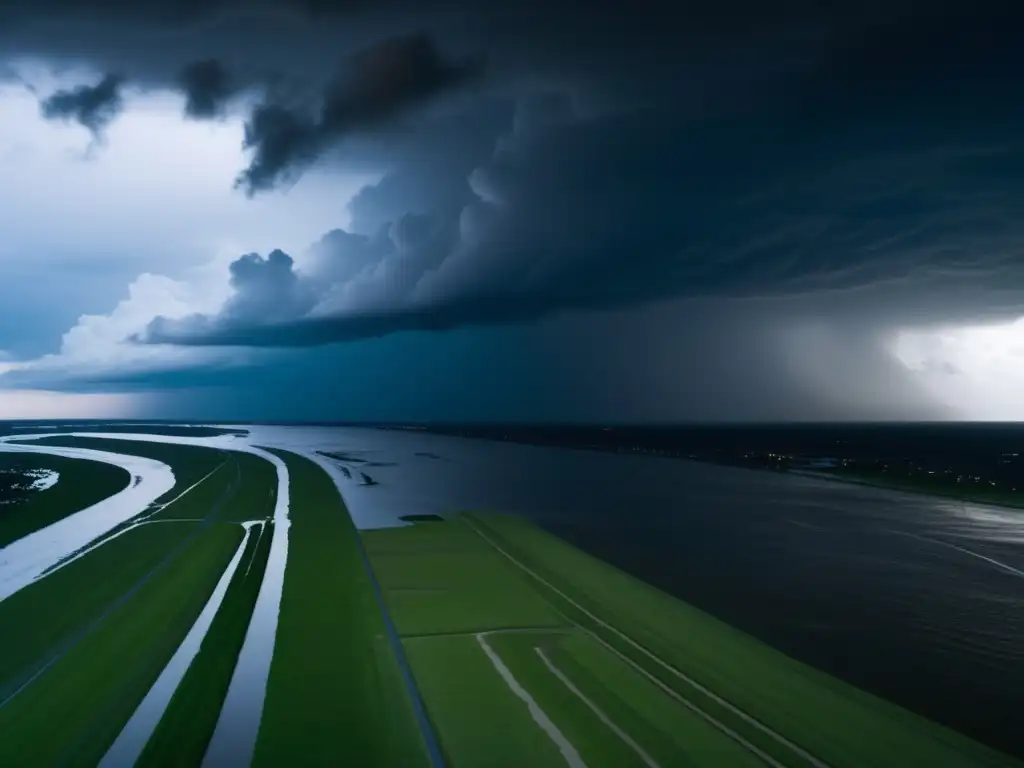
8,432,291,768
203,448,289,768
0,441,175,602
236,425,1024,759
99,523,259,768
9,425,1023,759
24,469,59,492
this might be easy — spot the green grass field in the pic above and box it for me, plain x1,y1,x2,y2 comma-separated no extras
485,629,657,768
362,517,759,768
0,441,280,765
0,451,130,547
252,449,429,768
0,523,243,767
465,512,1022,768
363,518,564,636
548,632,765,766
403,633,571,767
362,514,1024,768
1,432,1019,768
0,522,203,703
136,521,274,766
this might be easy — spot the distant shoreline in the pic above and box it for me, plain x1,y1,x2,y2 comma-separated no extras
787,469,1024,512
406,424,1024,513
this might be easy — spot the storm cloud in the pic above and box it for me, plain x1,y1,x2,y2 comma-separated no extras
5,0,1024,420
235,32,483,195
141,82,1024,348
39,74,125,134
178,58,236,119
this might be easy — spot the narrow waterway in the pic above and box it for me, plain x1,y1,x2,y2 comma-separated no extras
202,448,289,768
99,522,258,767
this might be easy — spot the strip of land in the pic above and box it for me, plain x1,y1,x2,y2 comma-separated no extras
0,522,243,766
251,449,430,768
362,514,1024,768
362,517,760,768
134,520,275,766
0,440,280,765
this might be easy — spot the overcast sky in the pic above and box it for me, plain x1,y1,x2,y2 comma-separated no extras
1,0,1023,421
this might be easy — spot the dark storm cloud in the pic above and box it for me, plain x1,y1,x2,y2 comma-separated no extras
140,74,1024,348
235,32,483,195
9,0,1024,355
178,58,235,118
220,249,318,323
142,209,459,345
39,74,125,134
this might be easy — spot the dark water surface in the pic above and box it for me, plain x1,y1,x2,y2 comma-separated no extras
279,426,1024,760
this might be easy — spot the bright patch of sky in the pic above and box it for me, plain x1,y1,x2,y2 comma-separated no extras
0,60,376,365
0,383,134,419
891,317,1024,420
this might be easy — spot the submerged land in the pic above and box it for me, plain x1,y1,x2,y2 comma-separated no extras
0,424,1019,766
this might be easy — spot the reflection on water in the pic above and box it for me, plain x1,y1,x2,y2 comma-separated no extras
239,425,1024,759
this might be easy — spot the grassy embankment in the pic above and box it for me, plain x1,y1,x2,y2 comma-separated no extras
472,512,1022,768
805,468,1024,510
0,441,279,765
363,517,759,768
252,449,430,768
362,514,1024,768
136,521,275,766
0,452,130,547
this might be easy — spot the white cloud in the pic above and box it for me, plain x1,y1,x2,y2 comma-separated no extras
4,263,239,383
0,58,380,389
891,316,1024,419
0,60,375,271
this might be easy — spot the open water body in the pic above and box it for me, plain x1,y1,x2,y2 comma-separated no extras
244,425,1024,759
